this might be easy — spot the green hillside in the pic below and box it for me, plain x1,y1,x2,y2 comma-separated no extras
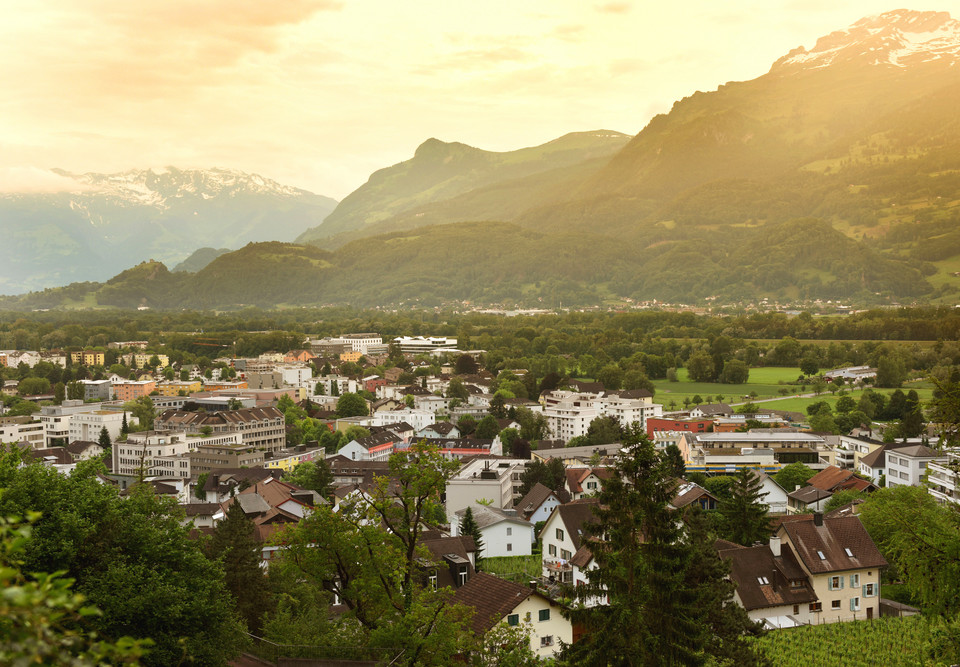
296,130,630,244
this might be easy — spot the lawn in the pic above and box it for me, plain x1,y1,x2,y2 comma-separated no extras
653,367,804,408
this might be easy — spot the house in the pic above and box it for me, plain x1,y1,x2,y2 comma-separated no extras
564,468,612,500
516,482,563,524
284,349,316,364
689,403,733,418
645,416,713,438
445,457,529,524
453,572,573,659
927,452,960,506
455,504,535,557
532,442,624,466
64,440,104,462
363,375,387,393
859,443,944,487
420,533,477,590
751,470,791,514
196,468,279,503
777,514,886,622
721,513,886,625
807,465,875,494
787,485,833,514
670,480,718,511
337,431,398,462
540,499,600,584
418,422,461,439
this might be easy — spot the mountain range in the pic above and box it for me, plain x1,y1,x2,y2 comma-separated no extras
0,168,337,293
4,9,960,309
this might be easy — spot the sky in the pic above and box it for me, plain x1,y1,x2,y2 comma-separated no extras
1,1,956,199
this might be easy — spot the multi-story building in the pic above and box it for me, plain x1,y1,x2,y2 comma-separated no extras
332,333,384,355
155,406,285,453
542,390,662,443
926,452,960,506
78,379,113,401
113,430,240,478
0,416,45,447
689,432,825,465
39,400,105,446
113,380,157,402
392,336,458,355
188,442,266,474
156,380,202,396
445,457,528,524
68,410,129,444
70,350,106,366
859,442,943,487
540,499,600,584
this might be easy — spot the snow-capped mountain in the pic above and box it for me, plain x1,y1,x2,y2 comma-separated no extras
773,9,960,71
0,168,337,294
49,167,312,210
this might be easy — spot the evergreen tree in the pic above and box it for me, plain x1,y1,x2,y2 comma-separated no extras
207,501,272,634
718,468,770,546
563,437,766,666
330,380,340,397
97,426,111,450
120,412,129,436
460,506,484,571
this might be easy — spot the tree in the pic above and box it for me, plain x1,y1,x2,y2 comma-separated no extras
314,381,326,395
0,514,150,665
336,392,368,417
67,380,85,401
515,407,548,442
97,426,111,450
686,351,715,383
800,356,819,376
899,390,925,439
123,395,155,431
809,404,840,434
0,454,246,666
447,377,469,400
774,462,814,493
876,355,906,388
929,377,960,447
823,489,865,513
283,459,334,499
475,414,500,440
488,392,508,419
596,364,624,391
518,458,566,497
207,501,272,634
718,468,770,546
459,506,484,571
586,415,622,446
120,412,129,437
859,485,960,615
719,359,750,384
661,444,686,478
454,354,479,375
18,376,51,396
457,415,477,436
330,379,340,397
692,394,703,406
562,438,765,665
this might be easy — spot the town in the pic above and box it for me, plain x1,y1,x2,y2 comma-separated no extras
2,308,958,666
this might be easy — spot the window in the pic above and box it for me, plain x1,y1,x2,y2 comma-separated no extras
850,597,860,612
844,548,854,557
459,569,468,586
809,602,822,612
831,600,841,610
561,549,571,560
540,636,554,647
556,528,564,541
849,574,860,588
817,551,826,560
507,614,519,626
756,576,770,585
428,573,437,591
549,544,557,557
587,481,597,490
864,583,877,597
539,609,550,622
793,605,800,615
829,576,843,591
507,543,512,552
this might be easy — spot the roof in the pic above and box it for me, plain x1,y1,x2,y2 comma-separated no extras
778,515,887,574
806,466,853,491
718,543,818,610
888,444,941,459
551,498,600,550
422,422,458,436
516,482,558,517
570,544,594,568
694,403,732,416
608,388,653,399
787,485,833,504
858,446,889,470
455,505,532,530
671,481,718,509
452,572,534,635
65,440,100,455
183,503,220,516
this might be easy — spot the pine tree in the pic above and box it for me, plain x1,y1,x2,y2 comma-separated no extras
718,467,771,547
97,425,111,449
563,437,767,666
460,506,484,571
207,501,272,634
120,412,129,436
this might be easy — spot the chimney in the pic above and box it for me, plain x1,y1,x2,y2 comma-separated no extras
769,534,781,558
813,511,824,526
529,580,537,591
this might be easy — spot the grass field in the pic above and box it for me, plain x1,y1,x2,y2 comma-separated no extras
653,368,933,413
754,615,946,666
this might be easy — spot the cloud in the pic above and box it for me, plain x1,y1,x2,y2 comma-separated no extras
0,167,101,194
552,24,586,41
595,3,631,14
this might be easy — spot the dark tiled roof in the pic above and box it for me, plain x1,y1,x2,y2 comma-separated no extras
453,572,534,635
806,466,852,491
787,485,833,503
517,482,557,517
65,440,100,455
554,499,600,550
779,516,887,574
859,446,889,470
608,389,653,399
423,422,459,436
570,544,594,568
718,543,818,610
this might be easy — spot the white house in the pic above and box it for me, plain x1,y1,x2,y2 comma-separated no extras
540,499,599,584
455,504,535,557
516,482,563,524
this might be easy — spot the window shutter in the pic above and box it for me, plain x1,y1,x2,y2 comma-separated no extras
849,598,856,612
839,577,844,590
828,579,834,591
862,584,868,597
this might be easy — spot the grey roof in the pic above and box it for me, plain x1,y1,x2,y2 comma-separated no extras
235,493,271,515
456,504,532,529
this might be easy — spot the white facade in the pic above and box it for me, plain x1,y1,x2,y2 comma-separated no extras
280,365,313,387
542,390,662,443
457,511,535,558
885,447,946,488
114,431,241,478
0,419,45,447
927,452,960,505
68,410,129,444
39,400,105,446
393,336,458,354
445,458,527,524
370,408,434,432
334,333,383,354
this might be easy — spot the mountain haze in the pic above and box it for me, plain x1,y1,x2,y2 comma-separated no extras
7,10,960,309
0,167,337,293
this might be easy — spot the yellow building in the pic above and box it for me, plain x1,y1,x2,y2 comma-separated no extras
70,350,106,366
133,353,170,369
157,380,202,396
339,350,363,363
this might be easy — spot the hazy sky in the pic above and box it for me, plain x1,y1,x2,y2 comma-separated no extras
1,1,954,199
